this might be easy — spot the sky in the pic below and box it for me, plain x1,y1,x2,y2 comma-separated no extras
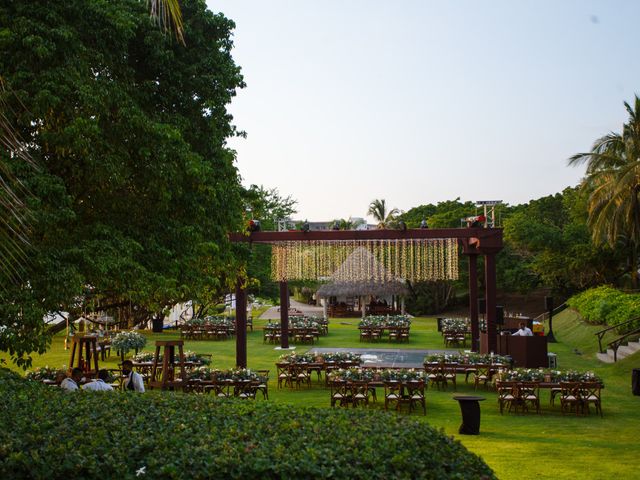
207,0,640,222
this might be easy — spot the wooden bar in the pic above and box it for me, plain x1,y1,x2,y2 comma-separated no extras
497,335,548,368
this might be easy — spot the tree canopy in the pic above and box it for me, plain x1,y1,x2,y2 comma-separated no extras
0,0,245,367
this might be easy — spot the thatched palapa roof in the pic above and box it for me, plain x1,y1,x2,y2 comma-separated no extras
316,247,409,298
316,280,408,298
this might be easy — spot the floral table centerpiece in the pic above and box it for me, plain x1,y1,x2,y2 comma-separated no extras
425,353,464,364
328,367,374,382
111,331,146,360
380,368,425,382
441,318,468,333
25,366,65,382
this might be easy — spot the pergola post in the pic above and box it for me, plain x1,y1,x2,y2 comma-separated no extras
279,281,289,349
400,297,406,315
235,279,247,368
468,254,479,352
484,252,498,354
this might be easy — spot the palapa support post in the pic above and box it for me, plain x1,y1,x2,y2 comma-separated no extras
484,252,498,354
279,281,290,349
68,335,99,378
468,254,480,352
148,340,186,390
236,279,248,368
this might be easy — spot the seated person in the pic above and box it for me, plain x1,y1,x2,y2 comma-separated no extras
512,321,533,337
122,360,145,392
82,369,114,391
60,367,84,391
54,370,68,386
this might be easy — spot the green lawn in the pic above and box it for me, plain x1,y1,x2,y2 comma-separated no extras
3,310,639,479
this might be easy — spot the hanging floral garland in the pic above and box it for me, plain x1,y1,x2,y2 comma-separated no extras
271,238,459,282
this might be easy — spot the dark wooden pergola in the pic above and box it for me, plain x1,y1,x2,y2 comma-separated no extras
229,228,503,368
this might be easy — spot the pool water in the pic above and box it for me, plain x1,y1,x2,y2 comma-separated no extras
308,347,458,369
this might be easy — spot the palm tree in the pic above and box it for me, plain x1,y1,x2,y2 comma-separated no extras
569,95,640,288
367,199,400,229
332,218,366,230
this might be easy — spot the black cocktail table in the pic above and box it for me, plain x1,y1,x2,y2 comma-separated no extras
453,395,485,435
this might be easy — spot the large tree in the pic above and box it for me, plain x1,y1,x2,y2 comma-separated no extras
0,0,245,367
0,1,184,288
569,96,640,288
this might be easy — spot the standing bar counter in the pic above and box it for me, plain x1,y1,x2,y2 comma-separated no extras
480,332,548,367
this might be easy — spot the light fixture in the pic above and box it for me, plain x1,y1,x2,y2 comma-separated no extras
247,219,261,232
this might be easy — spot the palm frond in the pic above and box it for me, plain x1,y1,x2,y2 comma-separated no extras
0,78,35,288
148,0,185,45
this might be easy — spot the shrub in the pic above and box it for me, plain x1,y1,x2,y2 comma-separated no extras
568,286,640,332
0,369,494,479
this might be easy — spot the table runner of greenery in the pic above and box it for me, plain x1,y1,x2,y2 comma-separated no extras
424,352,510,365
265,316,326,330
328,367,425,382
132,350,211,365
289,315,324,329
441,318,468,332
499,368,602,383
359,315,411,328
25,366,66,381
278,351,361,363
184,316,234,327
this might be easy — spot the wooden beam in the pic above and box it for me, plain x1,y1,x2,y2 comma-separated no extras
229,228,502,249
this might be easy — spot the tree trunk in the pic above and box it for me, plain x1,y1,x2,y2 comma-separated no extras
631,245,638,290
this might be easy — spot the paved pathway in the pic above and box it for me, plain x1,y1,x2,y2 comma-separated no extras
259,298,324,320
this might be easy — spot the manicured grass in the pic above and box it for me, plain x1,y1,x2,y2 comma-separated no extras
3,310,640,479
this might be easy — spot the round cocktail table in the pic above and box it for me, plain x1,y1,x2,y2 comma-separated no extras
452,395,486,435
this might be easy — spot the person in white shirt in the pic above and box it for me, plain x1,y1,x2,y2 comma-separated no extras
122,360,145,392
60,368,83,391
512,322,534,337
82,369,114,391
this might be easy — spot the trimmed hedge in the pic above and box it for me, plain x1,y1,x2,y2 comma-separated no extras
568,285,640,332
0,370,494,479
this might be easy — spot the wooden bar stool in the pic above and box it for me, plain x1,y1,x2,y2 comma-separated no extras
68,335,100,379
148,340,187,391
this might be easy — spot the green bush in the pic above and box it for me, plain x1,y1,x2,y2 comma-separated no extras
568,286,640,332
0,370,494,479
